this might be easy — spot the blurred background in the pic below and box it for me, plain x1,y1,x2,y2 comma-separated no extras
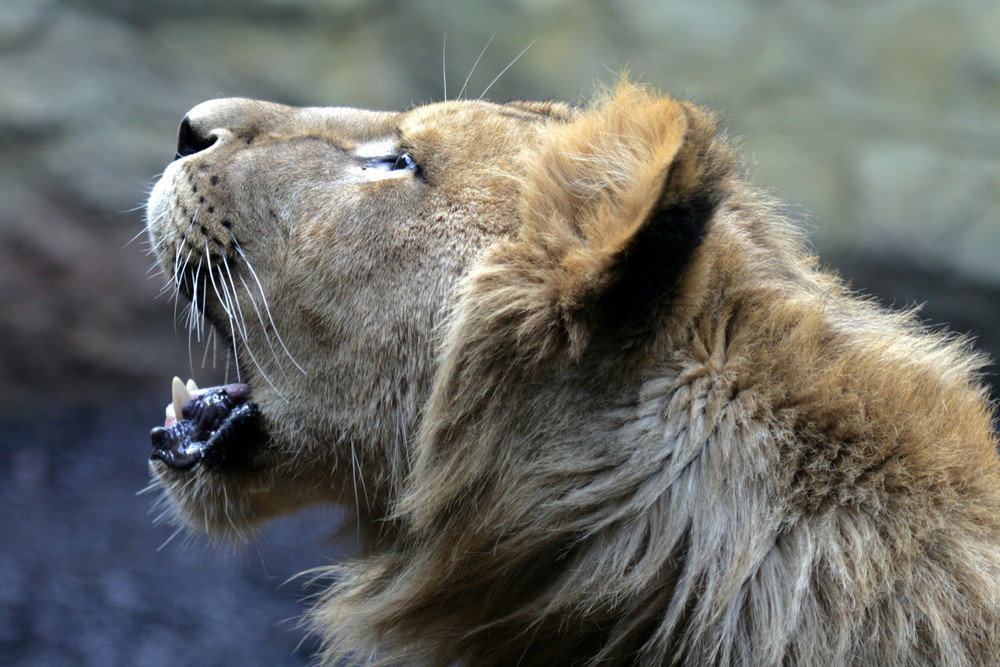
2,0,999,664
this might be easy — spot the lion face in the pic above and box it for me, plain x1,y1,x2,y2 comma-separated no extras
146,97,572,535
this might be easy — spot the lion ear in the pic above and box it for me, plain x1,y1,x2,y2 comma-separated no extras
517,83,724,356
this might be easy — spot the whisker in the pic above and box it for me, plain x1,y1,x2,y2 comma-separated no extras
204,239,242,382
171,212,200,283
148,228,174,257
173,246,195,328
147,260,166,279
219,259,286,397
186,262,205,378
219,259,249,342
136,482,161,497
191,259,206,342
169,219,199,322
479,38,536,101
174,246,193,293
231,235,306,375
239,273,291,378
156,280,175,299
157,526,185,552
169,241,183,292
458,33,495,101
121,201,150,215
124,226,151,249
442,33,448,102
202,326,216,371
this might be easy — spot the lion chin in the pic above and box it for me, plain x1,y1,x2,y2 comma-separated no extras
145,81,1000,666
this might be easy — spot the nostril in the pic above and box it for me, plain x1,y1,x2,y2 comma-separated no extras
174,115,217,160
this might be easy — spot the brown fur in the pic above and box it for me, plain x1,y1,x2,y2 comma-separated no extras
146,82,1000,665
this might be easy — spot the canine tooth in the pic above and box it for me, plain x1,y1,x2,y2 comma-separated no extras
171,376,191,419
166,403,176,422
186,379,199,393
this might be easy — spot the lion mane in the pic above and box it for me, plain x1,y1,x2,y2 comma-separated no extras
304,85,1000,665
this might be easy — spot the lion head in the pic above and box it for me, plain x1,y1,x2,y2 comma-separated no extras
145,83,1000,665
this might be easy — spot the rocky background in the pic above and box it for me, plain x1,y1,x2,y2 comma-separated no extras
1,1,998,665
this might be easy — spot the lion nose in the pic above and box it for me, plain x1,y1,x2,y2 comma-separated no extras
174,114,217,160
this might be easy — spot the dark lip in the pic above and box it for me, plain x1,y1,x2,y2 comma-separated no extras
150,384,262,472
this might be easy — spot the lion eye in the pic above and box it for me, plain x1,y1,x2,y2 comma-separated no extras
393,153,418,171
365,152,419,173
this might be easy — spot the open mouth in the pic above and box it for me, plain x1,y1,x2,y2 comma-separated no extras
150,377,261,471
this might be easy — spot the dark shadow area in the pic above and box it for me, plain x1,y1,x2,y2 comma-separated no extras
832,254,1000,409
0,391,340,666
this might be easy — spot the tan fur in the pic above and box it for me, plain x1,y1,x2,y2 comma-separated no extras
146,82,1000,665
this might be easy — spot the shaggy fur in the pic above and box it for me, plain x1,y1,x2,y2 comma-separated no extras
146,82,1000,666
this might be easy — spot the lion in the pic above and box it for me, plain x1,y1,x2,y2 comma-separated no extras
145,82,1000,665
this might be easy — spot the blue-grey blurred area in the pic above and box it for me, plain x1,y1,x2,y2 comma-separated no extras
1,1,998,665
